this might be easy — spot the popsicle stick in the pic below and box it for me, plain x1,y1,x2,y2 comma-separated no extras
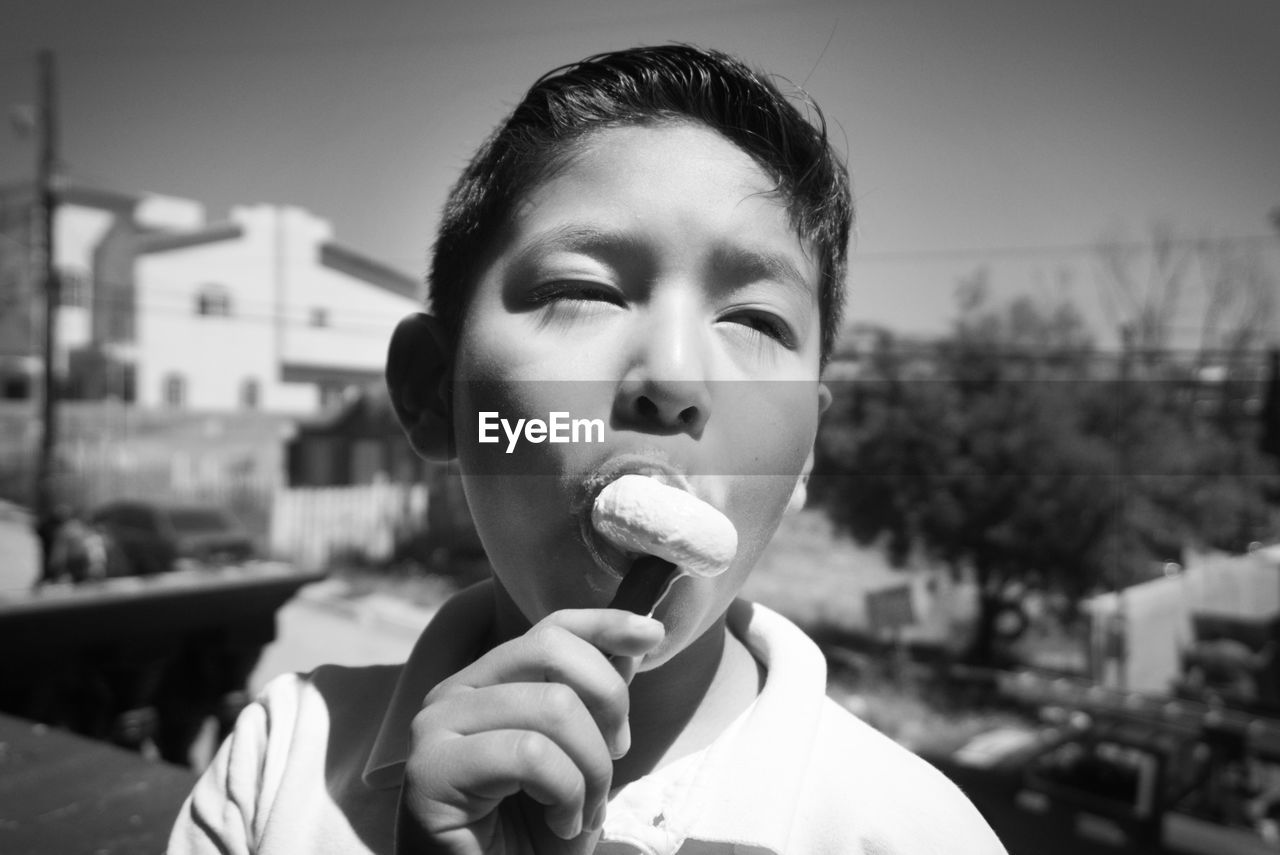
607,556,676,615
607,556,676,683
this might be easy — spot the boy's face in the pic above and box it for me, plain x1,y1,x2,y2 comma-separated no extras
452,122,828,667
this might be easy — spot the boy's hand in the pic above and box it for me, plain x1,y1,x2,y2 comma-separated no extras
396,609,664,855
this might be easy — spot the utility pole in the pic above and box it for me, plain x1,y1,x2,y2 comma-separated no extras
1262,207,1280,460
33,49,60,580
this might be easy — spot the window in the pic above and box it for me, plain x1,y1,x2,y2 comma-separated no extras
114,363,136,403
58,268,90,307
162,373,186,408
309,307,329,328
2,373,29,400
240,378,260,410
195,284,232,317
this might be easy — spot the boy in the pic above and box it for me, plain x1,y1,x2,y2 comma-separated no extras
169,45,1006,854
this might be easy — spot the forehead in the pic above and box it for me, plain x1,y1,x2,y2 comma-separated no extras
502,122,818,288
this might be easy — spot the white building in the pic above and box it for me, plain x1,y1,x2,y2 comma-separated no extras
0,183,421,413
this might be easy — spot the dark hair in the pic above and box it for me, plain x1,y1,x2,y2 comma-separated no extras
428,43,853,363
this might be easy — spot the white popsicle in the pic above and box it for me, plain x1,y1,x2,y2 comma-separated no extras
592,474,737,579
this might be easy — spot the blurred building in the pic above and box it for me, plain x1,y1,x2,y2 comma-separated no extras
286,384,420,487
0,182,420,414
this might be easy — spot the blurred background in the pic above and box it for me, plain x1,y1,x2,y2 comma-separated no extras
1,1,1279,853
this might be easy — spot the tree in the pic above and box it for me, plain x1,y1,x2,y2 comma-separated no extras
1092,221,1280,542
814,273,1279,665
1094,222,1276,377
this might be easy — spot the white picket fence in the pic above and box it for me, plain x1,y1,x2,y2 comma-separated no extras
270,481,428,570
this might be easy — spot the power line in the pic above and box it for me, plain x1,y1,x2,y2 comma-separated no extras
7,294,401,338
3,230,1274,302
6,227,1274,270
849,233,1280,264
4,269,1275,344
833,342,1277,364
0,267,421,333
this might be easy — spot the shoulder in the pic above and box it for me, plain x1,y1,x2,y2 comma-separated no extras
810,696,965,796
725,602,1006,852
168,664,404,854
199,665,401,798
799,697,1007,854
250,663,403,758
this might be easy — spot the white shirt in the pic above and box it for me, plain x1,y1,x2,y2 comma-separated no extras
168,595,1006,854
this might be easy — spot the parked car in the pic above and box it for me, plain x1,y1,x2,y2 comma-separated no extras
90,501,256,575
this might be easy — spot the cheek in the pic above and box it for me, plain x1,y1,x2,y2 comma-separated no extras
721,474,800,610
713,384,820,592
453,382,612,483
459,474,574,611
452,317,615,477
711,380,818,482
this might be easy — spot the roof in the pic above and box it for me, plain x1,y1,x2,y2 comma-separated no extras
319,241,420,301
2,180,420,300
136,222,244,254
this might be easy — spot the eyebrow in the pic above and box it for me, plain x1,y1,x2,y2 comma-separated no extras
707,242,815,302
518,224,647,267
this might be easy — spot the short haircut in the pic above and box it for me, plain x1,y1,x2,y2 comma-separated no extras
428,43,853,363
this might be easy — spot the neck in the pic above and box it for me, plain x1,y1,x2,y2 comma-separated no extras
612,615,729,786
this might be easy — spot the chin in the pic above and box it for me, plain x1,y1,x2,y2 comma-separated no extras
637,586,728,666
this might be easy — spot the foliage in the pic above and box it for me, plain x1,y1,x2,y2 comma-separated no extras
813,274,1280,663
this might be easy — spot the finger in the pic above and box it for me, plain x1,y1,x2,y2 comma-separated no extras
430,614,662,755
424,682,613,826
428,611,653,696
454,609,663,688
539,608,666,657
408,729,588,842
515,792,607,855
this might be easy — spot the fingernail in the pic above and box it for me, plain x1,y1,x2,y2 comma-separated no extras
588,801,608,832
555,811,583,840
627,614,663,636
616,717,631,757
621,654,643,686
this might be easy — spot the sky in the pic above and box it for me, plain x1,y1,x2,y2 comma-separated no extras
2,0,1278,345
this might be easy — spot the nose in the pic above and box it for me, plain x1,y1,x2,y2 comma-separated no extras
619,378,710,436
612,298,711,437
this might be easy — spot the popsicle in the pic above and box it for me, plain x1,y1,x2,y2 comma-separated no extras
593,474,737,616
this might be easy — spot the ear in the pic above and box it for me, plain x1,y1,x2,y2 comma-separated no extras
786,382,832,514
386,313,454,460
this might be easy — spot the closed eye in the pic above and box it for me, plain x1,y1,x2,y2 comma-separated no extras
526,281,625,308
721,309,796,349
